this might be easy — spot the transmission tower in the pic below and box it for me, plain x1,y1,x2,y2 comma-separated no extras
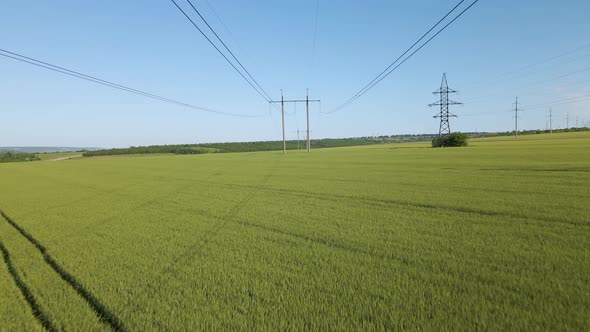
429,73,462,136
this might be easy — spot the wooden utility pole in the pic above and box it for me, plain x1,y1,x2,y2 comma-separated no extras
306,89,311,152
514,97,519,139
281,92,286,155
291,129,303,149
549,107,553,134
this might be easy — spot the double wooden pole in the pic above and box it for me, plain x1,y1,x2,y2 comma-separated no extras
270,90,320,155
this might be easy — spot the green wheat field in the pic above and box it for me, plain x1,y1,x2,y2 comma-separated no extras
1,132,589,330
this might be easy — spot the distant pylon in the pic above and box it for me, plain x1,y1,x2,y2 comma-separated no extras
429,73,462,137
513,97,520,139
549,107,553,134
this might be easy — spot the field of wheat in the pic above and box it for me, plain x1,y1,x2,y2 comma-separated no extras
1,132,588,330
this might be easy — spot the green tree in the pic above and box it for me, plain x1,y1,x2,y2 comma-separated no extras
432,132,469,148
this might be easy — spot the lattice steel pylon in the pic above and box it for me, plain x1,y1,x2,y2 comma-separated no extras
429,73,462,137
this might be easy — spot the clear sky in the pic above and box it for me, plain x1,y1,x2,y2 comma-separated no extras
1,0,589,148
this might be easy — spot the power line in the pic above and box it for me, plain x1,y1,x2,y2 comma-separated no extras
465,65,590,104
327,0,479,114
466,41,590,88
310,0,320,68
461,110,506,117
169,0,274,105
0,49,263,118
344,0,480,110
501,93,590,113
193,0,284,116
522,94,590,111
460,94,590,117
184,0,274,102
202,0,243,52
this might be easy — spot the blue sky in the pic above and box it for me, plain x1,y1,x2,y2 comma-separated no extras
1,0,589,147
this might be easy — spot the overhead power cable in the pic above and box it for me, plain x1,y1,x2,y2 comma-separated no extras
522,93,590,111
461,94,590,117
327,0,479,114
310,0,320,68
0,49,263,118
203,0,243,51
466,41,590,88
170,0,275,107
185,0,273,102
465,64,590,104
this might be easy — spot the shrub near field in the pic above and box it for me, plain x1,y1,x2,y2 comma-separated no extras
432,132,469,147
0,132,588,330
0,152,40,163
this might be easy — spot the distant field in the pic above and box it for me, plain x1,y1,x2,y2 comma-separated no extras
36,151,83,161
0,133,588,330
472,131,590,142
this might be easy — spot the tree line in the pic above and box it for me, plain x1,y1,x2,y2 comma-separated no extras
83,136,436,157
0,152,40,163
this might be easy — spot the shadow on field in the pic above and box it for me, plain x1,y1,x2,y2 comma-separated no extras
0,239,57,331
388,146,429,150
0,209,127,332
157,155,282,279
172,178,585,227
481,167,590,173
